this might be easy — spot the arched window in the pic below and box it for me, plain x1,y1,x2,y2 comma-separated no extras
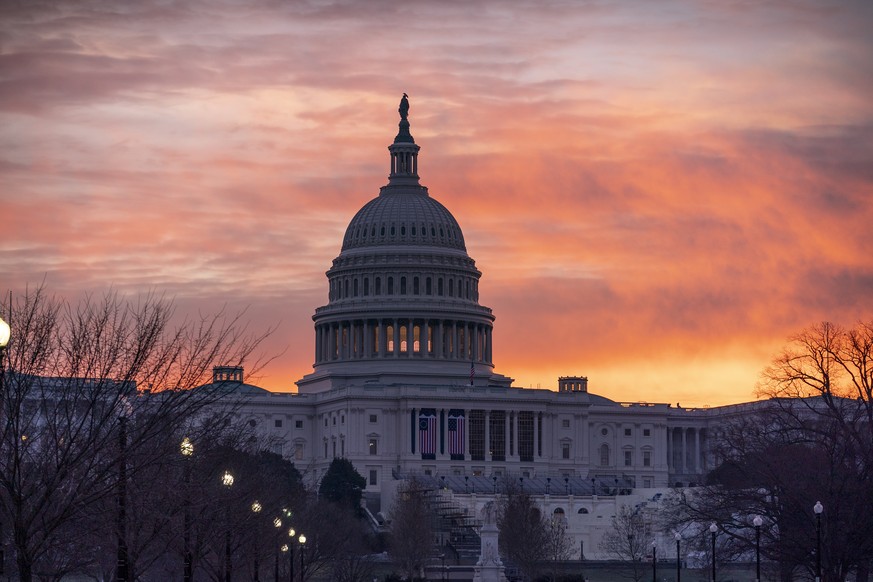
353,278,359,297
578,507,590,514
363,278,370,296
426,277,432,295
449,279,454,297
387,277,394,295
375,277,382,295
413,277,420,295
344,279,349,298
400,276,407,295
600,444,610,466
438,278,444,296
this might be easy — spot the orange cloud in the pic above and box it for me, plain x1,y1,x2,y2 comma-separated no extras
2,0,871,407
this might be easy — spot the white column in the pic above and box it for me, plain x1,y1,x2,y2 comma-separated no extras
681,428,688,473
422,320,429,358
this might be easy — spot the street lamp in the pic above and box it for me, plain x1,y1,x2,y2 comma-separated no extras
222,471,234,582
251,501,262,582
298,534,307,582
0,315,9,578
287,528,296,582
814,502,823,582
674,533,681,582
753,516,763,582
180,438,194,582
273,517,282,582
117,415,129,582
709,523,718,582
652,541,657,582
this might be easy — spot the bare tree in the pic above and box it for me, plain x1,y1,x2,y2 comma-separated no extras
497,484,548,581
544,514,575,582
0,286,271,582
662,321,873,582
599,505,651,582
388,477,435,581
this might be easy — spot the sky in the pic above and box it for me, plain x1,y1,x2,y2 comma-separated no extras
2,0,871,407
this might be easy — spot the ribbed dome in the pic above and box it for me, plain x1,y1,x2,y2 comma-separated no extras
341,190,467,251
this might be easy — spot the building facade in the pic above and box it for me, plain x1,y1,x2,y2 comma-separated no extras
232,97,724,557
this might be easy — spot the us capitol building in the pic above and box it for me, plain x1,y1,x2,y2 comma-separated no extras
228,96,736,558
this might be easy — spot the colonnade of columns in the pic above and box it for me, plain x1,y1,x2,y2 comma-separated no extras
404,408,542,463
666,426,707,475
315,318,493,365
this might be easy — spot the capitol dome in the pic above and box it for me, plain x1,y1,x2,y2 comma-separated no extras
341,191,466,252
296,95,513,393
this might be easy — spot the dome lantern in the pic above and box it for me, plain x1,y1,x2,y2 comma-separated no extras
388,93,421,186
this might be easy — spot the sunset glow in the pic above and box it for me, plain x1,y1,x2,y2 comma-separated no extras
2,0,871,406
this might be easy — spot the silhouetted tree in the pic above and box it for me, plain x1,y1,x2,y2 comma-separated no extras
318,457,366,516
599,505,650,582
388,477,435,580
497,484,549,581
662,321,873,582
0,286,271,582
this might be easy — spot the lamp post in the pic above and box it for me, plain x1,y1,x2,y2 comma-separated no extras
753,516,763,582
652,541,657,582
709,523,717,582
251,501,262,582
674,533,681,582
180,437,194,582
0,315,9,577
814,502,823,582
273,517,282,582
222,471,235,582
287,527,296,582
298,534,307,582
116,415,129,582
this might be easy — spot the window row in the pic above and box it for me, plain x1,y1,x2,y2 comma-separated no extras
599,444,653,467
329,274,479,302
347,221,462,245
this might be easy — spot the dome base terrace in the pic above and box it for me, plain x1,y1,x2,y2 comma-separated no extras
296,359,513,394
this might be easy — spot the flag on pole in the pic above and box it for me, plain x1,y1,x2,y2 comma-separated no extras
419,409,437,456
448,410,465,456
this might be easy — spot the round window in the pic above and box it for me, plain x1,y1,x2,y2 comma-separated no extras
601,428,608,436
